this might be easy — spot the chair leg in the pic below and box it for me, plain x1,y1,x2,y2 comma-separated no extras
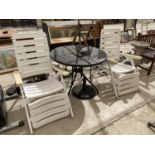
107,62,118,98
69,105,74,118
24,99,33,134
66,95,74,118
148,59,155,75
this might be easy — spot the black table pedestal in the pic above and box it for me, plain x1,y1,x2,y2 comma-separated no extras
72,84,96,99
68,66,98,99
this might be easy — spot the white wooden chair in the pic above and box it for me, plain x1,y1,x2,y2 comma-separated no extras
100,29,142,98
12,31,74,134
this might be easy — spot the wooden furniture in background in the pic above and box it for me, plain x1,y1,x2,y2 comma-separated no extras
137,33,155,75
42,20,100,49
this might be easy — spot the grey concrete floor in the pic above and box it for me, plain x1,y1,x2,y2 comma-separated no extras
95,100,155,135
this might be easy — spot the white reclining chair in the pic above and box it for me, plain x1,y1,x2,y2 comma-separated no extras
100,29,142,98
12,30,74,134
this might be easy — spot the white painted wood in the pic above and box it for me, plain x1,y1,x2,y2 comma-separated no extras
13,31,45,38
29,93,67,110
15,46,49,54
31,106,69,122
100,29,121,61
18,62,50,78
100,28,140,97
118,82,139,91
30,100,69,117
16,50,49,59
32,111,70,128
111,63,136,74
21,69,50,79
14,39,47,46
12,31,74,134
118,87,139,96
118,78,139,86
24,80,64,99
117,72,139,80
17,57,49,67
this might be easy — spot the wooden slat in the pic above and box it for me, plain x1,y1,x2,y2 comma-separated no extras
17,56,49,67
21,69,50,79
24,83,64,99
13,31,46,39
118,77,139,86
14,39,47,46
137,33,155,48
24,79,63,93
112,64,136,74
15,46,49,54
117,72,139,80
100,43,120,47
31,105,69,122
118,87,138,96
13,31,51,78
16,51,49,60
32,111,70,128
29,93,67,110
100,29,121,61
24,84,63,98
30,100,69,117
19,62,50,78
118,82,139,91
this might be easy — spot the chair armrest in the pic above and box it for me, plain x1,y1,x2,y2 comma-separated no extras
52,65,70,77
107,58,118,64
54,72,67,89
148,47,155,51
13,71,23,87
121,53,142,61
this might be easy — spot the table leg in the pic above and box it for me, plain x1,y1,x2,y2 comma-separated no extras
68,67,77,95
72,67,98,99
82,72,98,94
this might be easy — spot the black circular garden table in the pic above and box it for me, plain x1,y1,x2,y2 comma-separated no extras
50,45,107,99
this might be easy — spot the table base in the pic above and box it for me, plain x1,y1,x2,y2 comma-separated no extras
72,84,96,100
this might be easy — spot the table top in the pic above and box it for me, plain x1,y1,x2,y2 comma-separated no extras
50,45,107,67
131,40,150,48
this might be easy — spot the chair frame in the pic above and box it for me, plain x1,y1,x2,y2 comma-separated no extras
100,28,141,97
12,31,73,134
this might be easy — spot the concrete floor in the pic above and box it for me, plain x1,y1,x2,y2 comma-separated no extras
94,101,155,135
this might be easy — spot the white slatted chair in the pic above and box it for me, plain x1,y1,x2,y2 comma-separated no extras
12,31,74,134
100,29,142,97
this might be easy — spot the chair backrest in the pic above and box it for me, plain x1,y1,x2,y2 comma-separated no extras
137,33,155,48
13,30,52,79
100,29,121,61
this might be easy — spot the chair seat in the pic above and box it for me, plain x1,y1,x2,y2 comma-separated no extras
142,50,155,60
111,63,136,74
23,78,64,100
